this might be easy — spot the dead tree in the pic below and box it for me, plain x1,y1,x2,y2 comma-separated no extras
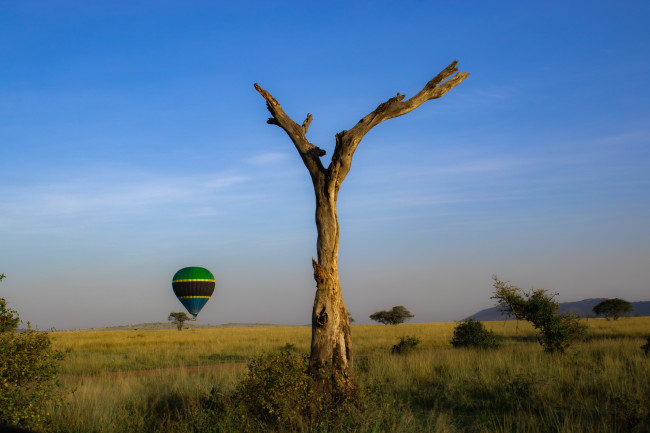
255,61,469,397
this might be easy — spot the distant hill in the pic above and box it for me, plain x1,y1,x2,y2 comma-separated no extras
466,299,650,321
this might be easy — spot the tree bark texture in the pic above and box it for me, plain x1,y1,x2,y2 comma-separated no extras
255,61,469,397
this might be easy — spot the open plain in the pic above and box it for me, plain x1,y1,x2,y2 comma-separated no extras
45,317,650,432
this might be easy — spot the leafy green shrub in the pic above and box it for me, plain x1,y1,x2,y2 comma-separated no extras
190,374,407,433
391,336,420,354
235,349,312,429
491,276,587,353
451,319,502,349
0,313,63,430
0,297,20,333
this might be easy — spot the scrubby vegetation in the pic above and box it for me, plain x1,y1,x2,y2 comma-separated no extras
0,287,64,431
0,297,20,332
391,335,421,354
37,318,650,433
235,349,312,429
451,319,502,349
491,276,587,353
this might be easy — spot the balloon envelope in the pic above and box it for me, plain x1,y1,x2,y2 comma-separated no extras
172,266,215,317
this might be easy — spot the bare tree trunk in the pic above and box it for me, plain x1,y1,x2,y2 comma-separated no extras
310,188,354,396
254,61,469,397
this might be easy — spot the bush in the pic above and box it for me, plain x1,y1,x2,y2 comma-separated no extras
530,310,587,354
391,336,421,354
235,349,313,429
451,319,502,349
232,348,369,431
491,276,587,353
0,323,64,430
190,362,403,433
0,297,20,333
1,275,63,431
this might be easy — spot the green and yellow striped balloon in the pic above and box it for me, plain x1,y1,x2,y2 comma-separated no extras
172,266,215,317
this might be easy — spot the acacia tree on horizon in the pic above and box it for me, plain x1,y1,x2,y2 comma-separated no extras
255,61,469,396
369,305,415,325
593,298,633,320
168,311,191,331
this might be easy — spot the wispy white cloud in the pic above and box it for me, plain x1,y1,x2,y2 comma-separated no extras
0,170,250,231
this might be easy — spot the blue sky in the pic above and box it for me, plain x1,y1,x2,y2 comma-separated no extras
1,1,648,329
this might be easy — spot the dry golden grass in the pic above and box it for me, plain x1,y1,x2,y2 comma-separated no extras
50,317,650,376
46,317,650,432
51,326,311,375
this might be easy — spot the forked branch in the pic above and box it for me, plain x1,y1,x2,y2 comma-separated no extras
329,61,469,190
254,61,469,190
254,83,325,176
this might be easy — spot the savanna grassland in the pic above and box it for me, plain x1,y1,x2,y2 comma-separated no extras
45,318,650,433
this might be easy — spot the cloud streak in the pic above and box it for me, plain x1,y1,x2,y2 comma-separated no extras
0,170,250,231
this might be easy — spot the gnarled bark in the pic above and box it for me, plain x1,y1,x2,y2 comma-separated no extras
255,61,469,397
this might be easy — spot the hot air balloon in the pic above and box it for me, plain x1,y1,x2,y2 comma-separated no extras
172,266,215,318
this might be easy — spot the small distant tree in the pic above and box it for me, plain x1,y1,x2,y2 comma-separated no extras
592,298,633,320
168,312,191,331
369,306,414,325
451,319,501,349
491,275,587,353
